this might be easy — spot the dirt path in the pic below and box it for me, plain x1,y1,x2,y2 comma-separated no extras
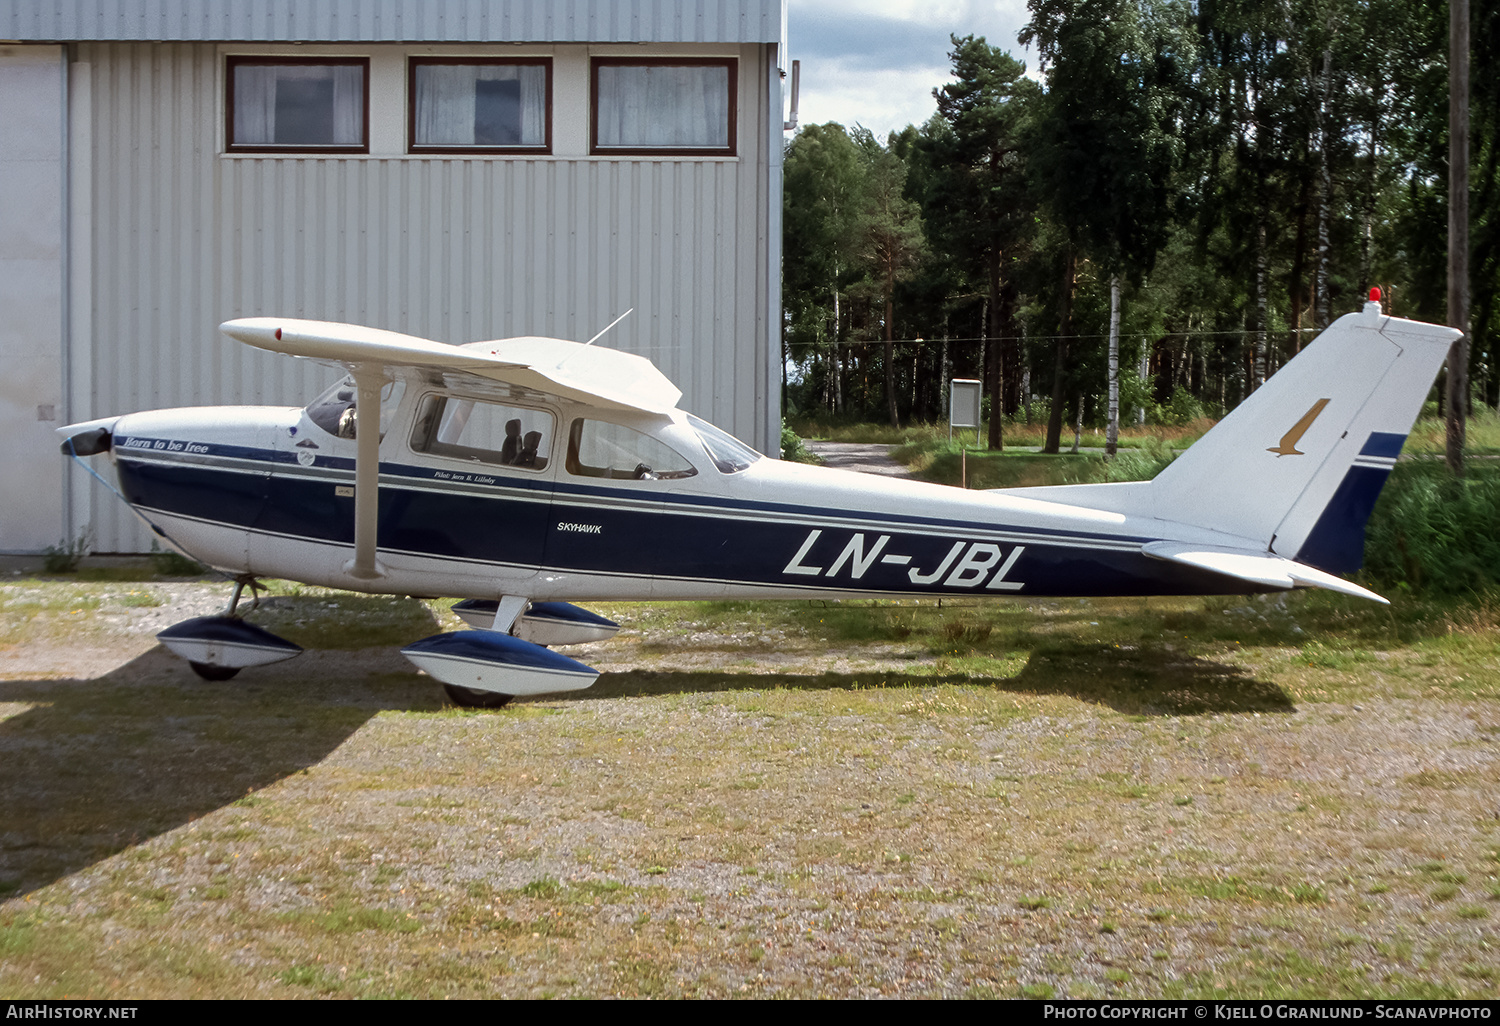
805,440,913,478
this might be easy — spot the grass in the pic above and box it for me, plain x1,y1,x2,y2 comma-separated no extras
1362,461,1500,596
790,410,1498,458
250,585,447,650
1,575,1499,997
787,415,1215,452
1403,408,1500,455
791,410,1500,499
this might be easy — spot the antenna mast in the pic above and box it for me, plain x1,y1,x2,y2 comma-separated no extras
585,308,634,346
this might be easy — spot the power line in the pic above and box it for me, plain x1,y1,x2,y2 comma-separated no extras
789,327,1322,347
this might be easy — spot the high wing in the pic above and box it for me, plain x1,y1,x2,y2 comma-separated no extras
219,317,682,413
218,316,682,580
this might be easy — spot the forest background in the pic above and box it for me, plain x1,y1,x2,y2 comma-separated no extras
781,0,1499,455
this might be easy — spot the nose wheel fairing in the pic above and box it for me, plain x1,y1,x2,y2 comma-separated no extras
156,615,303,678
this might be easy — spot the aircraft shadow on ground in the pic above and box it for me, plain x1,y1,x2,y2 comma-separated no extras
0,645,444,900
0,632,1289,899
575,642,1294,717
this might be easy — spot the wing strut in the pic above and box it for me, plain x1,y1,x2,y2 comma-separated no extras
344,363,385,580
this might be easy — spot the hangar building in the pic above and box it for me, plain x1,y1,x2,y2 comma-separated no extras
0,0,788,554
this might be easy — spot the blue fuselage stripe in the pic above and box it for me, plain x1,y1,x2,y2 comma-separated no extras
114,435,1155,545
113,443,1251,598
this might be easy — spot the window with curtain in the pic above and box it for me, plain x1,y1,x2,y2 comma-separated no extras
227,58,368,152
592,58,736,156
409,59,551,153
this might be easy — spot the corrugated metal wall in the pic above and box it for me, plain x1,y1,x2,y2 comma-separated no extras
76,42,775,552
0,47,66,554
3,0,781,43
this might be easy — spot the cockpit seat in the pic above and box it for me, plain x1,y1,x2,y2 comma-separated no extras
518,430,543,468
500,419,522,464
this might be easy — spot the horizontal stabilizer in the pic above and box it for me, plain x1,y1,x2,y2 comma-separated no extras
1141,542,1388,605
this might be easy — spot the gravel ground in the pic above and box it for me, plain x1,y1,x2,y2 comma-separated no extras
1,580,1498,999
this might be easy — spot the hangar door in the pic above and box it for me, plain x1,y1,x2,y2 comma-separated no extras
0,46,64,553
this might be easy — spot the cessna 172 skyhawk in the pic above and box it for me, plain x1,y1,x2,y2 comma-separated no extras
57,293,1457,707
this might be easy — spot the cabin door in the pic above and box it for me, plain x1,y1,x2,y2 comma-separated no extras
394,392,558,589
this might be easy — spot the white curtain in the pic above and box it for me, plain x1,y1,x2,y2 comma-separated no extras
596,65,729,149
233,65,278,144
413,64,546,147
232,64,363,146
330,65,362,144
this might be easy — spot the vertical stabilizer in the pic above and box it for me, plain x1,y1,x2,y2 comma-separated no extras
1146,306,1458,569
1003,303,1459,576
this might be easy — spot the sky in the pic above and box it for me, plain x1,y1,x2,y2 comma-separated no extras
787,0,1035,140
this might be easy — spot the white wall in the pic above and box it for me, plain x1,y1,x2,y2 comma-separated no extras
0,46,66,553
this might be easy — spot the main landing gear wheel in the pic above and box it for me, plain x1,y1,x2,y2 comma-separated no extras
189,661,241,681
442,684,514,709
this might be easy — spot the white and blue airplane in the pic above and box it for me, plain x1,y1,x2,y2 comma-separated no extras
57,293,1458,707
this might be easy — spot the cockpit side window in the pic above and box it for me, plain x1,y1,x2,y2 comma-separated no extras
565,419,698,480
305,377,405,440
409,394,553,470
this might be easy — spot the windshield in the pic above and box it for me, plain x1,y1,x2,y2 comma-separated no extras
305,376,404,439
687,414,761,474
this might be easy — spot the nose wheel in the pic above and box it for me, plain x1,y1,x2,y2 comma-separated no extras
442,684,514,708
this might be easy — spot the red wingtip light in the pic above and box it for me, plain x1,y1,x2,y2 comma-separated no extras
275,327,282,340
1369,286,1381,304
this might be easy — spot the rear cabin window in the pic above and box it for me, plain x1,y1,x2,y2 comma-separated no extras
566,419,697,480
409,394,552,470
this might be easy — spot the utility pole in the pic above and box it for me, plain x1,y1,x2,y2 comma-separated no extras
1447,0,1470,476
1106,275,1121,456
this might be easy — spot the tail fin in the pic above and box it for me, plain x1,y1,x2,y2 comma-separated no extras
1008,302,1460,572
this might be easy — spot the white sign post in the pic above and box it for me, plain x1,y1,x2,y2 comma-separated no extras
949,378,982,440
949,378,982,488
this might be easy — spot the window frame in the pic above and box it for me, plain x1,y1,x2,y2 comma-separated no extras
407,57,554,155
590,57,737,157
225,56,371,154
